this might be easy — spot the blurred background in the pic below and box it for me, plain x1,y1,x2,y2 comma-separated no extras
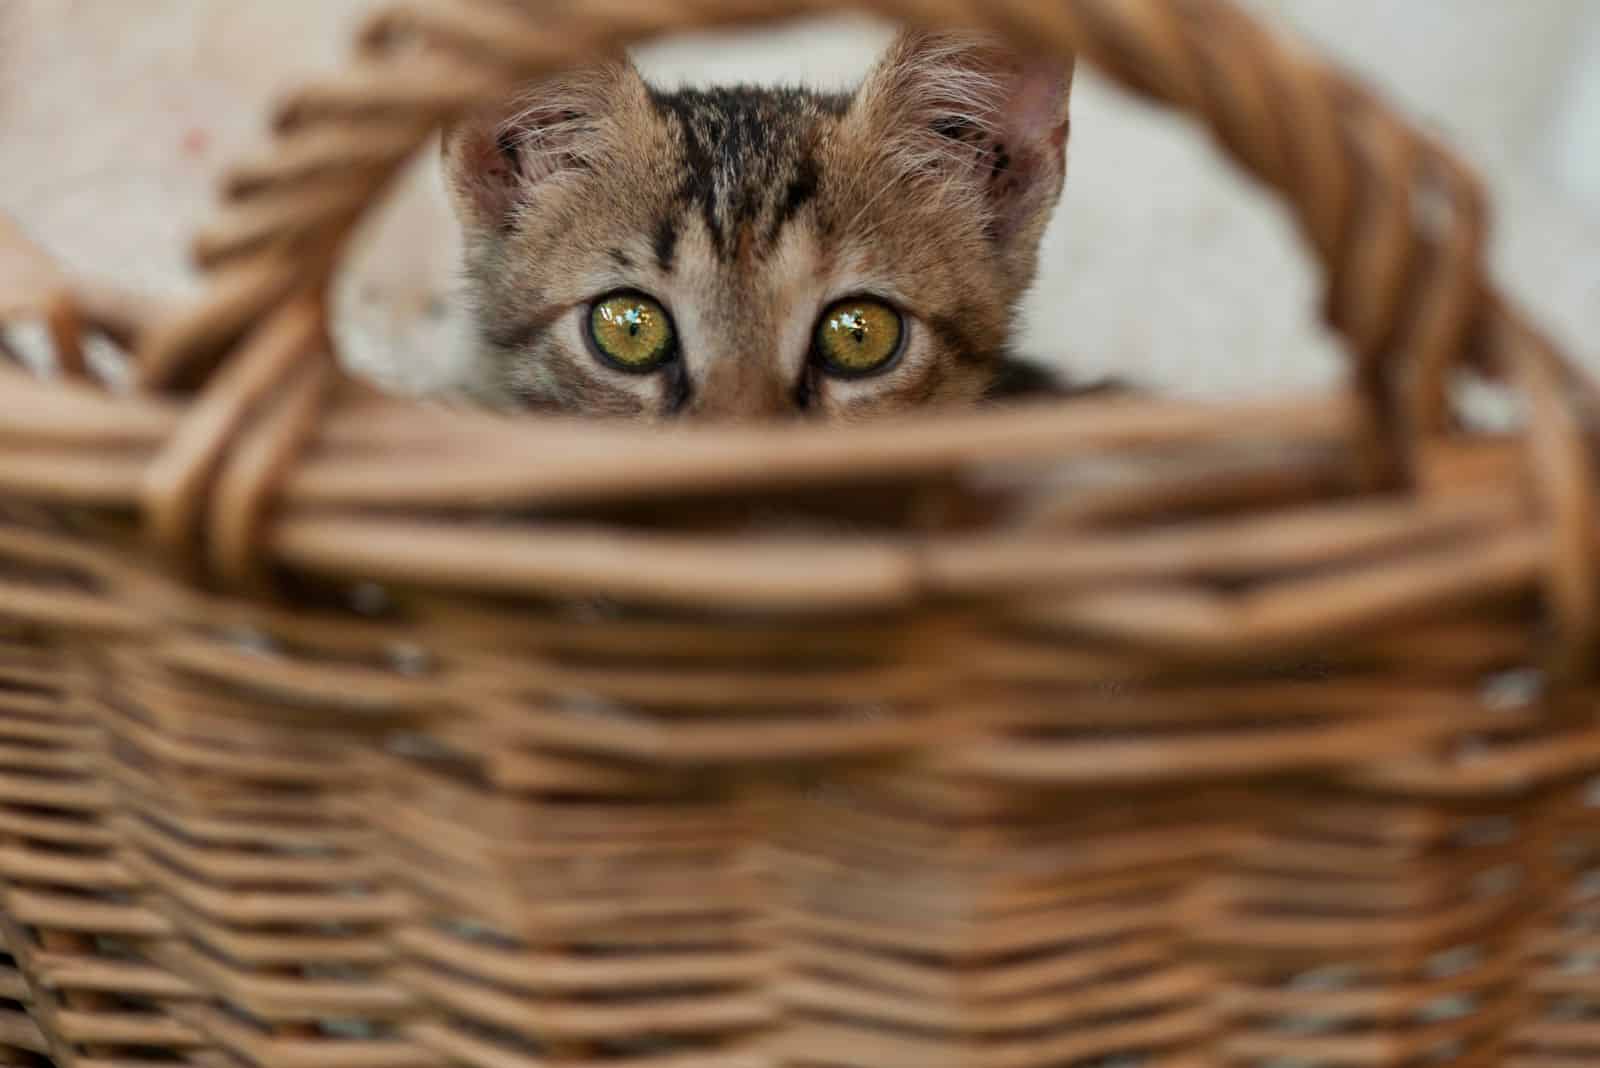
2,0,1597,399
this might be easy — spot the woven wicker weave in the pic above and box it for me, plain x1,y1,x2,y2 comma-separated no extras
2,1,1600,1067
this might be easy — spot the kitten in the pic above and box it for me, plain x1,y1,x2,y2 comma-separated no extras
443,30,1077,422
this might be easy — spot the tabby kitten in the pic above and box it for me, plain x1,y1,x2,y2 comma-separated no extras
444,30,1075,421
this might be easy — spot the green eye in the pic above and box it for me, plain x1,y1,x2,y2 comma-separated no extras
589,292,676,372
815,298,904,377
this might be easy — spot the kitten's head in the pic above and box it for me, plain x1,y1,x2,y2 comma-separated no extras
444,30,1073,421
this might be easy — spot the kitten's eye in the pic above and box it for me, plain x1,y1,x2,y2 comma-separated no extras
588,292,676,373
814,298,904,378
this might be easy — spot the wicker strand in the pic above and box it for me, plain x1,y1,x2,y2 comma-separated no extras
1503,311,1600,681
140,295,330,578
0,213,88,381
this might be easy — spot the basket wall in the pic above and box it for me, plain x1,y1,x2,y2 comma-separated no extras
4,408,1600,1068
6,490,1598,1068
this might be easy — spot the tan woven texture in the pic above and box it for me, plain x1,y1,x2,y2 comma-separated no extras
3,1,1600,1066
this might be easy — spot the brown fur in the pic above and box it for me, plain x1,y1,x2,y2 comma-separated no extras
444,31,1073,423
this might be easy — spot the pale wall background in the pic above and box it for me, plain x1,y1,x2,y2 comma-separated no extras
2,1,1597,399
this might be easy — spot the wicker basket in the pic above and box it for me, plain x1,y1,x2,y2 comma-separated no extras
3,1,1600,1066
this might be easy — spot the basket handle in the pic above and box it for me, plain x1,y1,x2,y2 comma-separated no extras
134,0,1555,471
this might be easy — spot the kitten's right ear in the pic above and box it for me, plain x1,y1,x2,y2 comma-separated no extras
442,60,644,234
853,31,1073,290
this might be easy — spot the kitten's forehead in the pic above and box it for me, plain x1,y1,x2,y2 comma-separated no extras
645,85,848,264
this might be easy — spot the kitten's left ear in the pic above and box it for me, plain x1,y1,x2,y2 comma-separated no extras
855,31,1073,283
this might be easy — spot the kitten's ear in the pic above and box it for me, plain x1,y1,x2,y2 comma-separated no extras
855,31,1073,274
442,58,646,235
